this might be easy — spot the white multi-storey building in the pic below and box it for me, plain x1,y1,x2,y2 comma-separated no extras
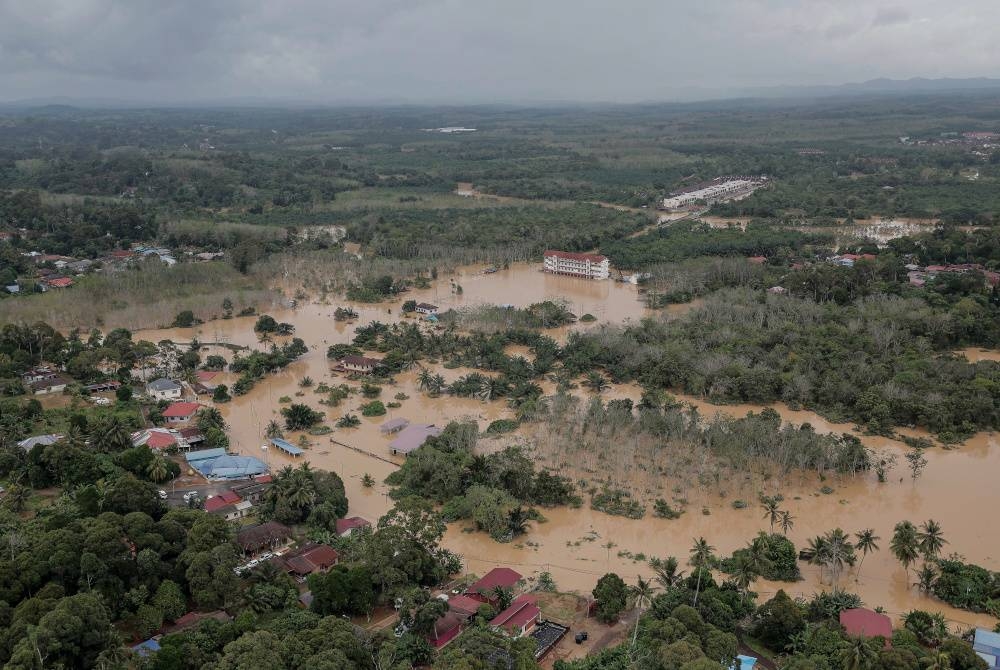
662,176,767,210
543,250,610,280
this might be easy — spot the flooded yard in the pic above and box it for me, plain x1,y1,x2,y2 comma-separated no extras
134,261,1000,632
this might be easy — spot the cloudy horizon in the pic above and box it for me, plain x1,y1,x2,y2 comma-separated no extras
1,0,999,105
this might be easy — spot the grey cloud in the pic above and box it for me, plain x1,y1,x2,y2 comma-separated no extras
0,0,998,103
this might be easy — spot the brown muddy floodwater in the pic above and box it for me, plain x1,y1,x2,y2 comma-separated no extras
136,262,999,632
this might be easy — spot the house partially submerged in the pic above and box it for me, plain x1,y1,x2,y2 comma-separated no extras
337,355,382,374
388,423,442,456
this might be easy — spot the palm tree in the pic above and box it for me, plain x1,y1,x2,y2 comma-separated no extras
839,635,879,670
730,555,759,602
744,534,773,576
823,528,856,585
922,652,952,670
807,535,829,582
584,371,609,394
491,586,514,611
428,374,446,397
914,563,938,595
265,420,284,439
417,369,433,392
2,485,31,513
761,498,780,533
628,576,657,647
506,506,530,538
650,556,685,590
146,456,170,483
689,537,715,607
779,510,795,536
854,529,880,580
891,521,921,582
917,519,947,560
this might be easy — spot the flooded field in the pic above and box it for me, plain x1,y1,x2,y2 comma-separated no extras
135,262,1000,632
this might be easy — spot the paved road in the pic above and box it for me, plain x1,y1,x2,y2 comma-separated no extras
160,481,234,507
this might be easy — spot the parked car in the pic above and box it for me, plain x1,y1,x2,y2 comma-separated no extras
575,632,588,644
158,490,168,500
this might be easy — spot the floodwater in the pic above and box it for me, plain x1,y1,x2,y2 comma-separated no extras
133,262,1000,632
958,347,1000,363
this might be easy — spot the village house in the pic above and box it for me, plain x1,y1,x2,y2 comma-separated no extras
237,521,293,556
17,434,63,451
30,376,70,395
205,491,254,522
973,628,1000,669
162,401,201,424
43,276,74,289
337,355,382,374
415,302,439,315
542,250,610,280
335,516,371,537
446,594,485,620
230,475,273,505
427,611,466,649
131,428,181,451
22,366,59,385
839,608,892,648
465,567,523,605
146,378,183,400
275,543,339,580
490,594,541,638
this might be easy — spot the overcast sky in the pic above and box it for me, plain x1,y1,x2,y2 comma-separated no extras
1,0,999,104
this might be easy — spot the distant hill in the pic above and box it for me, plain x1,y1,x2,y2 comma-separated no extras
741,77,1000,99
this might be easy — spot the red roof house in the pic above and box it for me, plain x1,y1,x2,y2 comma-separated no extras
279,544,339,577
840,608,892,647
45,277,74,289
465,567,523,603
162,402,201,423
427,612,465,649
447,594,485,619
335,516,372,537
146,431,178,450
490,594,541,638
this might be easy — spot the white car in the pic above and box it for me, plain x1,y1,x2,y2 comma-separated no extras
157,490,168,500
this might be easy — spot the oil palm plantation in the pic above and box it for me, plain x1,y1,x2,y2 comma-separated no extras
628,576,657,647
891,521,921,582
854,529,880,580
917,519,947,560
689,537,716,607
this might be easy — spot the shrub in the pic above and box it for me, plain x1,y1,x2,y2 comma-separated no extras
361,401,386,417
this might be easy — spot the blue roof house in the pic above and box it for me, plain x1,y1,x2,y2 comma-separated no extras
974,629,1000,669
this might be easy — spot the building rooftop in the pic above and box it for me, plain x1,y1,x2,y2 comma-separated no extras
839,608,892,645
162,402,201,418
16,434,63,451
146,377,182,391
543,249,607,263
335,516,371,535
237,521,292,553
467,567,523,596
388,423,442,454
490,594,540,633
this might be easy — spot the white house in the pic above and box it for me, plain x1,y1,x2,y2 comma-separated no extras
415,303,439,315
146,378,183,400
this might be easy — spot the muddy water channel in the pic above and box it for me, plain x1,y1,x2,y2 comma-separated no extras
137,262,999,631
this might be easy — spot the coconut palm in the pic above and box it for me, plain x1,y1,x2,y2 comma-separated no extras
744,533,774,576
891,521,921,582
2,484,31,512
761,498,780,532
427,374,446,396
491,586,514,611
917,519,947,560
730,555,759,602
779,510,795,536
854,529,880,579
628,576,657,647
806,535,829,581
146,456,170,483
839,635,879,670
689,537,716,607
584,371,609,394
914,563,938,595
265,420,284,439
650,556,685,590
825,528,856,585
